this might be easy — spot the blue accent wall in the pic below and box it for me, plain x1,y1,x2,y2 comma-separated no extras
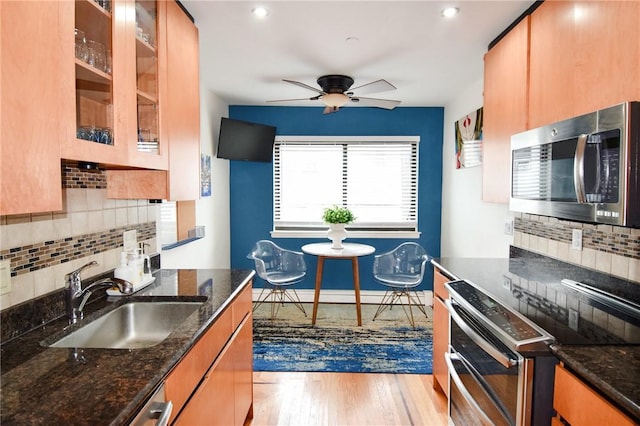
228,106,443,292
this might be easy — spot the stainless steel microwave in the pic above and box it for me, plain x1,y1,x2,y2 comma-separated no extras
510,102,639,227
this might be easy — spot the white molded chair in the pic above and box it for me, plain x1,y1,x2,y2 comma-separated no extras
247,240,307,319
372,242,431,328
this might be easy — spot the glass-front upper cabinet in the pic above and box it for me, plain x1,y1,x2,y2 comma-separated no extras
74,0,114,147
135,1,160,155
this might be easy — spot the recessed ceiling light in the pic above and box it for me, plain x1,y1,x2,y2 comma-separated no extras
252,7,269,18
345,36,360,45
441,7,459,18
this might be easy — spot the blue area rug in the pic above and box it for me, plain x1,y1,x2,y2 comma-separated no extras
253,304,433,374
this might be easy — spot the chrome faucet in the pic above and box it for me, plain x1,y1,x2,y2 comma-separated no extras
65,261,134,323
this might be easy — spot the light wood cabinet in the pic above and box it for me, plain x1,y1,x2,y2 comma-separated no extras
0,1,65,215
164,0,200,201
166,283,253,426
432,267,451,397
62,0,169,170
528,1,640,128
553,364,635,426
106,0,200,201
482,16,529,204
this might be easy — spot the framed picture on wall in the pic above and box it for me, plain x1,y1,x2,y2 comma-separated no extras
201,154,211,197
454,107,483,169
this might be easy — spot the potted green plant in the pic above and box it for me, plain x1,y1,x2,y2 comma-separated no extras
322,205,356,224
322,205,355,249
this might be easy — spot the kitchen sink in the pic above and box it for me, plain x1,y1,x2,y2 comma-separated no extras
48,301,203,349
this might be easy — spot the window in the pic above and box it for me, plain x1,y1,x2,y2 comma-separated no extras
272,136,420,238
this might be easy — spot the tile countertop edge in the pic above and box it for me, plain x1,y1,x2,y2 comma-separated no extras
0,268,256,425
550,344,640,421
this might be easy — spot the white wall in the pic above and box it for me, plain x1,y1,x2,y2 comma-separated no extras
160,90,231,269
440,77,513,258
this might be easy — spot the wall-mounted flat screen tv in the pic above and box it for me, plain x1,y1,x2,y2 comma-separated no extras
216,117,277,162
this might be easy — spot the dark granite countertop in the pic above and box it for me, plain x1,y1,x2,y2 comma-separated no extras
0,268,255,425
432,247,640,422
550,345,640,421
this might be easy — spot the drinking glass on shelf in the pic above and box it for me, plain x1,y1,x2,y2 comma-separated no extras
75,29,89,62
87,40,106,72
105,50,112,74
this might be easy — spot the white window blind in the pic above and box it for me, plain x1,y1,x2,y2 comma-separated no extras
273,136,419,233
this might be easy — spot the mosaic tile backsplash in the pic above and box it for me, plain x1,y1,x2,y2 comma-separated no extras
513,213,640,283
0,162,158,310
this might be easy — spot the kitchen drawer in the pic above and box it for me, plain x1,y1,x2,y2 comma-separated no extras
553,364,635,426
232,282,252,329
165,304,233,422
433,268,451,301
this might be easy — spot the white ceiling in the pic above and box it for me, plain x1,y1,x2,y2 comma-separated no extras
182,1,533,108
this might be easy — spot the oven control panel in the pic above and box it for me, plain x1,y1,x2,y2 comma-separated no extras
448,280,544,342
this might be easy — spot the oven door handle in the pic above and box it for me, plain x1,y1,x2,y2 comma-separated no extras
574,133,589,203
445,352,495,426
451,349,517,426
446,299,518,369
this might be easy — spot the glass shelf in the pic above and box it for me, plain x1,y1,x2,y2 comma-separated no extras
75,0,113,146
135,1,159,155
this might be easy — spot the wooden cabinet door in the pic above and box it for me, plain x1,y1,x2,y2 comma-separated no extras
529,1,640,128
433,268,451,301
432,296,449,397
174,339,236,426
165,306,233,423
1,1,65,215
554,364,635,426
108,1,200,201
528,0,574,128
234,314,254,425
61,0,131,166
482,16,530,204
164,0,200,201
572,1,640,117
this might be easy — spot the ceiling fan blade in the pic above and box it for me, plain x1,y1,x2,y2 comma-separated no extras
282,79,324,95
350,97,401,110
267,96,321,103
349,79,396,96
323,105,339,114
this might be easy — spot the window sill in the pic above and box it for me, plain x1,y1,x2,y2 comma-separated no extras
270,230,421,239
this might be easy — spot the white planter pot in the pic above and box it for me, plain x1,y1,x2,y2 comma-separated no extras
327,223,347,249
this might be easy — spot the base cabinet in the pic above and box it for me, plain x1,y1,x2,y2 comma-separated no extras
174,315,252,426
166,283,253,426
553,364,634,426
432,267,451,397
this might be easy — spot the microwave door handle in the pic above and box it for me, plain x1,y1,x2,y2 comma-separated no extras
445,352,495,426
446,299,518,369
574,134,589,203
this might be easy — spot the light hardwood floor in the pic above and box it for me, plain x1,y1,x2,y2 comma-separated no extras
246,372,448,426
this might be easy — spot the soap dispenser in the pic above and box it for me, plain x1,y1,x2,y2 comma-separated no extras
114,252,131,284
129,249,143,286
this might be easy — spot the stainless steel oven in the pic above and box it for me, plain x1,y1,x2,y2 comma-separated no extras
445,280,556,426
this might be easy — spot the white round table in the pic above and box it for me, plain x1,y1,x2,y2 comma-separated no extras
301,242,375,326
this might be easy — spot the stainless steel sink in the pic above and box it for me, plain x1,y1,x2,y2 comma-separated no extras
49,301,203,349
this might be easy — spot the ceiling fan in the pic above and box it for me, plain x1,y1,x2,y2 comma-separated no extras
267,74,401,114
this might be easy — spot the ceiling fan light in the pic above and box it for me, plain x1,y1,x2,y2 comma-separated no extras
322,93,348,108
252,7,269,18
441,7,459,18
